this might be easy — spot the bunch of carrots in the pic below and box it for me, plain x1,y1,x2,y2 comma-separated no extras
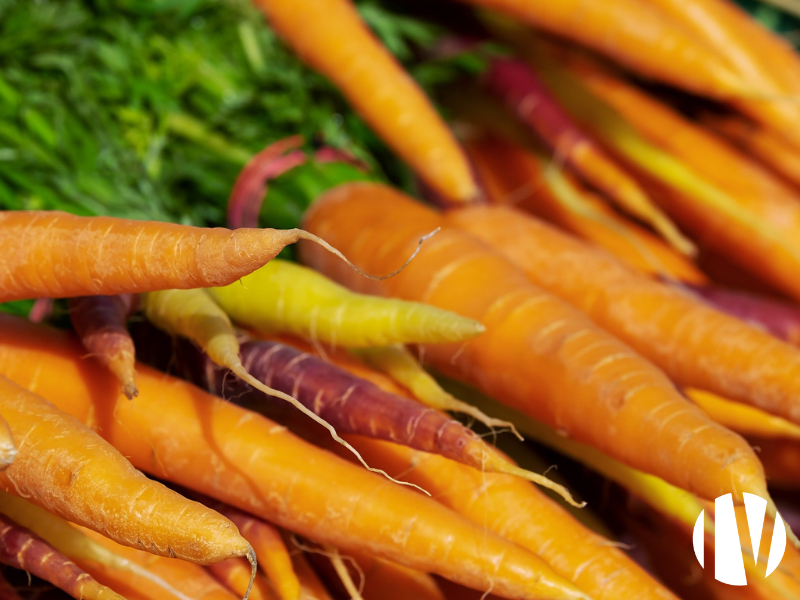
7,0,800,599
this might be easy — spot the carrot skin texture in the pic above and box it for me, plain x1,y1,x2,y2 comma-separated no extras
69,295,138,399
300,182,767,502
253,0,477,203
343,437,678,600
0,211,309,301
0,374,249,565
0,316,589,600
444,204,800,425
208,260,485,347
0,513,125,600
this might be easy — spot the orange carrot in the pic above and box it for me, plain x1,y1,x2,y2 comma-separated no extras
200,501,300,600
484,56,692,255
463,133,707,283
289,549,333,600
0,211,359,302
208,560,278,600
701,112,800,190
0,514,124,600
0,373,252,568
300,181,766,502
77,526,239,600
69,295,138,399
252,0,477,203
341,436,680,600
443,204,800,427
0,315,591,600
465,1,747,98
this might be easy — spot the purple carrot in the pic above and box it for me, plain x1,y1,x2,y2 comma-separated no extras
68,294,138,399
133,326,578,505
227,136,307,229
484,56,693,255
682,284,800,346
0,513,123,600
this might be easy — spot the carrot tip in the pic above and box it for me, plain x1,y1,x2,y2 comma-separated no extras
121,382,139,400
243,546,257,600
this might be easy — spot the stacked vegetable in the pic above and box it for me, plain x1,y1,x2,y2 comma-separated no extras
4,0,800,599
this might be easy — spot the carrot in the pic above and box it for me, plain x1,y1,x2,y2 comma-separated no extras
252,0,477,203
77,527,239,600
0,315,591,600
142,287,376,475
0,573,20,600
68,295,138,399
0,513,125,600
0,416,14,473
289,549,333,600
462,133,707,283
471,3,747,98
0,491,199,600
301,181,767,503
686,388,800,441
227,136,308,230
350,344,518,435
340,435,681,600
678,283,800,346
207,259,485,347
483,56,693,255
0,210,370,302
208,560,278,600
443,204,800,427
160,333,578,504
211,507,300,600
701,112,800,190
0,372,254,570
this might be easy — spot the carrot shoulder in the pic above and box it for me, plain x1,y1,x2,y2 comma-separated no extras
0,315,589,600
300,182,766,503
0,373,251,566
253,0,477,203
443,204,800,426
0,211,337,302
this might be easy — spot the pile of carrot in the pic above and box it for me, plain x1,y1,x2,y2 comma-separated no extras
8,1,800,599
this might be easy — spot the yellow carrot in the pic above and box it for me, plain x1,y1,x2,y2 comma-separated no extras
686,388,800,440
351,345,519,436
207,260,484,347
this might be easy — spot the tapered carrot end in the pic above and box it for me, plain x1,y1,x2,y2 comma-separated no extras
485,452,585,508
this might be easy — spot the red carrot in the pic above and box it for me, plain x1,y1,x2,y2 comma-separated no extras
69,295,138,399
484,57,692,255
0,513,124,600
678,283,800,346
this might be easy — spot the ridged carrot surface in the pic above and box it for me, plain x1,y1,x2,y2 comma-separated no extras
300,182,766,502
0,374,250,565
345,437,678,600
0,315,589,600
253,0,477,203
0,211,326,302
464,133,706,283
444,204,800,425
